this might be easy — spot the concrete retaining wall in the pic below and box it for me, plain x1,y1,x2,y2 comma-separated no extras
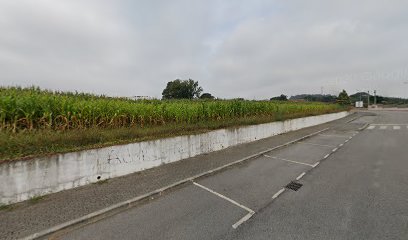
0,111,349,205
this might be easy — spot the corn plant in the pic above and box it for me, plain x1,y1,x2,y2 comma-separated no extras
0,86,345,132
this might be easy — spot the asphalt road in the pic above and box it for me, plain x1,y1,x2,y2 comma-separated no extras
55,110,408,240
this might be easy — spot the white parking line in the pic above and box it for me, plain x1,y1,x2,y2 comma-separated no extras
232,212,255,229
296,172,306,181
192,182,255,229
193,182,253,212
298,142,336,148
272,188,286,199
319,134,350,138
264,155,315,167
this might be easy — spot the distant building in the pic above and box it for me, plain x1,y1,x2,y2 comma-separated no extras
132,96,153,100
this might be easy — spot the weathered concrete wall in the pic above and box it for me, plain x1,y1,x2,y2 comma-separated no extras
0,111,349,205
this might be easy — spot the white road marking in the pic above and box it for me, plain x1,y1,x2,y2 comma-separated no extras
319,134,349,138
232,212,255,229
345,139,349,143
367,126,376,130
339,144,344,147
380,126,388,130
312,162,320,168
323,154,330,159
193,182,253,213
349,136,353,140
272,188,286,199
371,123,408,126
264,155,314,167
332,148,338,152
298,142,336,148
393,126,401,130
296,172,306,181
193,182,255,229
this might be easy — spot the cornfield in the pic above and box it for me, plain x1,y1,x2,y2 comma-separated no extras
0,86,345,132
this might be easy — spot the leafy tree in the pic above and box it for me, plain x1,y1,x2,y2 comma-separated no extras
336,90,351,105
200,93,215,99
162,79,203,99
270,94,288,101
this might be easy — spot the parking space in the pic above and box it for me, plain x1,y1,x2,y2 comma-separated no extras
60,184,248,240
192,129,359,220
59,127,361,240
319,130,357,139
266,143,333,165
299,133,352,147
196,155,310,211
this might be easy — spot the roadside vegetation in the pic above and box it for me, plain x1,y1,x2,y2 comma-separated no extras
350,92,408,107
0,86,347,161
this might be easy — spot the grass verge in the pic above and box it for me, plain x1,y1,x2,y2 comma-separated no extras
0,204,11,211
28,195,44,204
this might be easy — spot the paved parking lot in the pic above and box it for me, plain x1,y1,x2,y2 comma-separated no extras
58,128,359,240
223,111,408,240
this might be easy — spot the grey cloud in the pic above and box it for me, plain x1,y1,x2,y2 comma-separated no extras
208,0,408,98
1,0,407,98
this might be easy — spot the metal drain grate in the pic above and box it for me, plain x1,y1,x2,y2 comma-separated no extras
285,181,303,191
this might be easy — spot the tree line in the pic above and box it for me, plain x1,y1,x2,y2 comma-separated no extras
161,79,354,105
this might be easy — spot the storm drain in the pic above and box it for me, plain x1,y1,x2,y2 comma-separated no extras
285,181,303,191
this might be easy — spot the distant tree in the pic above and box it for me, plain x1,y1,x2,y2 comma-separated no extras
337,90,351,105
270,94,288,101
290,94,337,103
162,79,203,99
349,92,408,105
200,93,215,99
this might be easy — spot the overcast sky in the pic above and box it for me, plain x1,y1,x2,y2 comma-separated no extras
1,0,408,99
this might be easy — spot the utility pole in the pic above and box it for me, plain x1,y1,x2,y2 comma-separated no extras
374,90,377,105
367,90,370,108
